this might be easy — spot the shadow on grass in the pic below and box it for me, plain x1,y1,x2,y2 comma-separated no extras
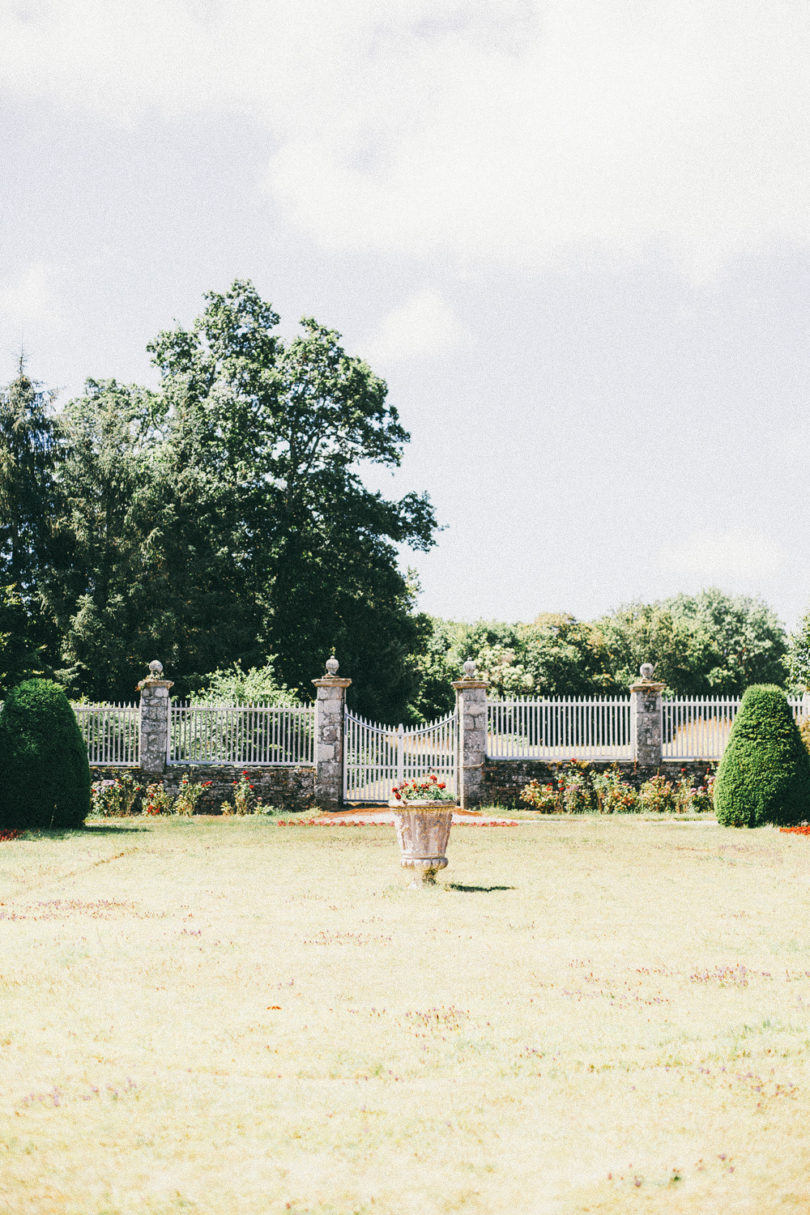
446,883,516,893
10,824,151,839
83,824,151,834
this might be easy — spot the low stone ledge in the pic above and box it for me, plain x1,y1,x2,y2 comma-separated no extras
89,765,316,814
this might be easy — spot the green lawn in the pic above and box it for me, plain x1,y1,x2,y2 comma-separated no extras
2,816,810,1214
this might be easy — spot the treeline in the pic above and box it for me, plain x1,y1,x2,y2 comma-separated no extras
410,591,802,721
1,279,808,722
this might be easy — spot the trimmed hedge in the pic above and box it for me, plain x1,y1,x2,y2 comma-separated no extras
0,679,91,829
714,684,810,828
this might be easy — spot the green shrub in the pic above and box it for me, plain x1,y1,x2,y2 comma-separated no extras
558,760,597,813
174,774,212,816
592,766,639,814
638,773,676,814
714,685,810,827
0,679,91,829
144,782,173,816
673,771,715,814
90,771,143,817
520,779,560,813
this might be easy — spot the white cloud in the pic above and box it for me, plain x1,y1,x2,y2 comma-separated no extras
365,289,469,364
0,262,60,332
657,528,788,582
2,2,810,278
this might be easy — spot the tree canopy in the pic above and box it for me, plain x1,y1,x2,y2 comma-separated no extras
408,589,790,720
9,281,437,717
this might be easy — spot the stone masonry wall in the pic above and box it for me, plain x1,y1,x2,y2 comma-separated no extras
483,758,717,809
90,765,315,814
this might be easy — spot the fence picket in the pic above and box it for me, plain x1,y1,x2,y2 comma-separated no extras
486,696,632,760
486,693,809,762
72,702,140,766
168,703,315,766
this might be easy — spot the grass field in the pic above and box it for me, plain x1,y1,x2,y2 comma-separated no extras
2,815,810,1214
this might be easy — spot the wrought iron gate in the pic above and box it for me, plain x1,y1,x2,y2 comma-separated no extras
343,709,458,804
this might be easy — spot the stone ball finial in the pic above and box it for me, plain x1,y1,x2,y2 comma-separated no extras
148,659,164,678
325,655,339,677
462,658,477,680
639,662,654,681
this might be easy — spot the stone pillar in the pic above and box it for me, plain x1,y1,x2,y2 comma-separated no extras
312,656,352,811
137,660,174,776
452,659,490,809
629,662,666,767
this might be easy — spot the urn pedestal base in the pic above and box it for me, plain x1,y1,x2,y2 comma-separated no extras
389,802,454,887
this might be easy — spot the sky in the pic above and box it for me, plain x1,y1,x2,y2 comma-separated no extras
1,0,810,632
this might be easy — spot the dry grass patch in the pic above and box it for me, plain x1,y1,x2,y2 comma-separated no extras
1,817,810,1213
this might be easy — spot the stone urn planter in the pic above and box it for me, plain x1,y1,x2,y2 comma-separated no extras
389,800,455,886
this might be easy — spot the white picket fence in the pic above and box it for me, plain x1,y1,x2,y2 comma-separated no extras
21,690,810,770
488,693,810,761
487,696,632,760
168,703,315,766
72,702,140,766
662,694,810,759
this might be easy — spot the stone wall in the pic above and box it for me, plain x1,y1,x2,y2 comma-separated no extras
483,758,716,809
90,765,315,814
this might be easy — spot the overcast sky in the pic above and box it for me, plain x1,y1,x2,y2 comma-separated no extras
2,1,809,631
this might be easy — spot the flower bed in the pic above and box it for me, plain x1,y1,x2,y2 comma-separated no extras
519,761,715,815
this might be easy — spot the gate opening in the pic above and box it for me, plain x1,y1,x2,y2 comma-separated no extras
343,709,458,804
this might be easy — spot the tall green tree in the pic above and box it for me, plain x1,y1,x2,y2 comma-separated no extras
48,281,436,714
48,379,168,698
0,358,57,687
145,281,435,715
593,601,713,693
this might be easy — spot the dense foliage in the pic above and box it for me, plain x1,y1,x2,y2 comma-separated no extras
408,590,791,720
0,678,90,828
1,281,806,722
187,659,298,706
713,685,810,828
2,282,436,718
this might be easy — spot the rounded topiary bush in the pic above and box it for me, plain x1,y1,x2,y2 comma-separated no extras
714,685,810,828
0,679,91,829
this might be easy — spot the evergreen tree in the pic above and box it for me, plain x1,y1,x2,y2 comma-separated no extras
714,685,810,827
0,678,90,829
48,379,167,698
0,357,57,688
